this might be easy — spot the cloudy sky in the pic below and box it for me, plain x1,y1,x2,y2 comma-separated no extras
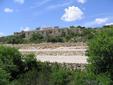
0,0,113,35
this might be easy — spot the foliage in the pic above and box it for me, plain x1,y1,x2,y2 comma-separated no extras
10,63,112,85
4,35,24,44
96,74,112,85
87,27,113,80
0,46,39,84
0,46,25,80
49,64,71,85
0,68,9,85
23,54,38,70
30,33,43,43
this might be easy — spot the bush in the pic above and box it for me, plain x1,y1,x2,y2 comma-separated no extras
5,35,24,44
49,64,71,85
87,27,113,80
0,68,9,85
23,54,37,70
0,46,39,84
30,33,43,43
96,74,112,85
0,46,25,80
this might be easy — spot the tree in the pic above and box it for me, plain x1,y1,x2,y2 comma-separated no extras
50,64,71,85
23,54,37,70
87,27,113,79
5,35,24,44
0,59,9,85
0,46,25,80
0,68,9,85
30,33,43,43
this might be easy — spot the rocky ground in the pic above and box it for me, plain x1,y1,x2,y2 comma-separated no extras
3,43,88,64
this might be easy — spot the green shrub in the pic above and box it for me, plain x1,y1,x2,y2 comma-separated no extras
0,46,25,80
0,68,9,85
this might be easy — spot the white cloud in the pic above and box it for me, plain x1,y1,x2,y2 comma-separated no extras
61,6,84,22
14,0,24,4
105,22,113,26
21,27,30,31
95,18,108,24
0,33,4,37
84,17,109,27
4,8,13,13
77,0,86,4
46,1,73,10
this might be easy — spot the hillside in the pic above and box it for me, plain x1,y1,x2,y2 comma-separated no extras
0,26,98,44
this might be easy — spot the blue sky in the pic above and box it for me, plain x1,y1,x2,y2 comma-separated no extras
0,0,113,36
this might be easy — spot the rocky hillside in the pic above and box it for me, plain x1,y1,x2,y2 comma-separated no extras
1,25,113,44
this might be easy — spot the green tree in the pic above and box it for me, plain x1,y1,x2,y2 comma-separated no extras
0,68,9,85
23,54,37,70
87,27,113,80
30,33,43,43
50,64,71,85
0,46,25,80
5,35,24,44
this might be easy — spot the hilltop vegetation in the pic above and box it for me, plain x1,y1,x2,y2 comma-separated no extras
0,26,98,44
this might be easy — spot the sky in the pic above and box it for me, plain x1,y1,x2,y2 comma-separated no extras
0,0,113,36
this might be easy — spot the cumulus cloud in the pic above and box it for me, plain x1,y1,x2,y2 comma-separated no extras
77,0,86,4
95,18,108,24
61,6,84,22
4,8,13,13
0,33,4,37
84,17,109,27
14,0,24,4
21,27,30,31
105,22,113,26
